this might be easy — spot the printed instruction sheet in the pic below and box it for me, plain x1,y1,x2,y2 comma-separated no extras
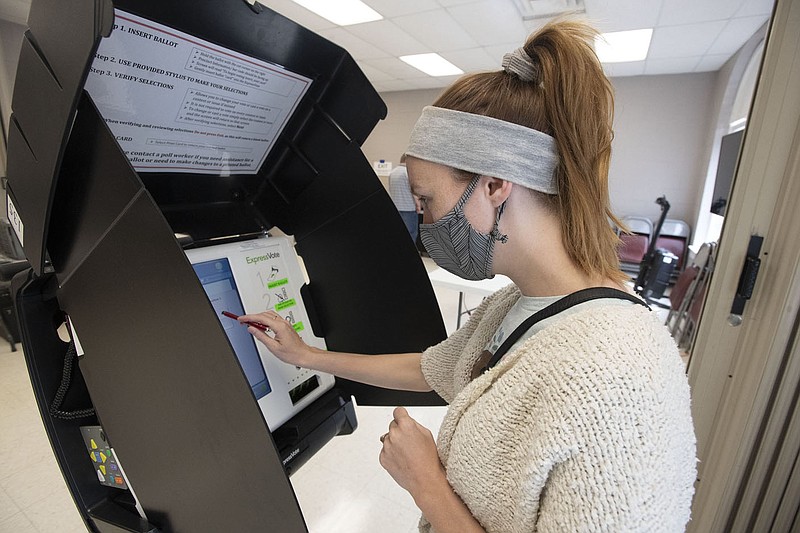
85,10,312,174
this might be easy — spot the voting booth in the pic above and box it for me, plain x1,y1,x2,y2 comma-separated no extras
5,0,446,531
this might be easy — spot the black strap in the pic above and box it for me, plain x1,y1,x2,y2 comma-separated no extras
480,287,650,374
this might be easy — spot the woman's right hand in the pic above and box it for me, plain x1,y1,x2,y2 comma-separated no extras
239,312,430,392
238,310,316,368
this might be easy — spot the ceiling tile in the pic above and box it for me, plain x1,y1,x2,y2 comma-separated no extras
392,9,479,51
376,79,418,93
736,0,775,18
484,41,528,64
644,56,701,75
441,47,500,72
447,0,529,47
584,0,664,32
695,54,731,72
603,61,646,77
362,57,432,78
521,17,555,35
356,62,396,81
364,0,441,18
264,0,337,31
404,75,458,89
436,0,481,6
67,0,773,92
346,20,430,56
371,81,392,92
648,21,727,59
706,16,768,55
318,28,391,60
658,0,742,26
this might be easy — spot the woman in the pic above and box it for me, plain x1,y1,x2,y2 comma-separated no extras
241,19,696,533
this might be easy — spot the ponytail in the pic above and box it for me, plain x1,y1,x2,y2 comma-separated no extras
433,19,627,284
525,21,625,284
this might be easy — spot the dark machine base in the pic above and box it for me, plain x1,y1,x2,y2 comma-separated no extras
275,388,357,476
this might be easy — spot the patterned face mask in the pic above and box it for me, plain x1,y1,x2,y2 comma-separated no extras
420,176,508,281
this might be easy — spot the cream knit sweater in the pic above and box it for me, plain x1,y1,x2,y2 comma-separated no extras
419,285,696,532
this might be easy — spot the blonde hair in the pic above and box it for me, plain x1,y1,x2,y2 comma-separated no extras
432,19,626,284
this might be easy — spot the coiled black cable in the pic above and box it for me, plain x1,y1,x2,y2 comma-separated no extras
49,342,96,420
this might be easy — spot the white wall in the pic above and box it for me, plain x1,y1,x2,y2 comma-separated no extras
364,73,718,227
362,88,443,188
609,72,717,224
690,25,767,248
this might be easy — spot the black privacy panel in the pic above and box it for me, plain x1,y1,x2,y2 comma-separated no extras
83,1,447,404
252,116,446,405
111,0,387,242
5,0,113,274
47,96,142,282
52,105,305,530
7,2,450,531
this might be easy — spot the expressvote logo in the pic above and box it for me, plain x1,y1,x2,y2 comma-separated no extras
245,252,280,265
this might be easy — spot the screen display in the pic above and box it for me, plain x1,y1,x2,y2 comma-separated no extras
193,258,271,400
711,129,744,217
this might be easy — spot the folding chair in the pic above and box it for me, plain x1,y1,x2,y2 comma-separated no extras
667,242,715,351
618,216,654,275
656,219,692,278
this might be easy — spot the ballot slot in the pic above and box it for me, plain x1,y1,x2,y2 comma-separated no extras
289,375,320,405
185,235,335,431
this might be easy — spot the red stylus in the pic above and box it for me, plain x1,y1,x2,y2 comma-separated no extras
221,311,269,331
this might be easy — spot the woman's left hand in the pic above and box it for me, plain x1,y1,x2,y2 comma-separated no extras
379,406,446,496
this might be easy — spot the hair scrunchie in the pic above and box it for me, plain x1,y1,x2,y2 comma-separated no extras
502,47,538,82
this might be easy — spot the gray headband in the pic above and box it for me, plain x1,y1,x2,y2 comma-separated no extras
406,106,559,195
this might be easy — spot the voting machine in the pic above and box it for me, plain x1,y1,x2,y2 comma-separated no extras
4,1,446,531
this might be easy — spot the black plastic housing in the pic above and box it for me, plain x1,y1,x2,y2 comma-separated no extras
6,1,447,532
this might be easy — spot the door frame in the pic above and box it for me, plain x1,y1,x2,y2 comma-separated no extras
687,0,800,529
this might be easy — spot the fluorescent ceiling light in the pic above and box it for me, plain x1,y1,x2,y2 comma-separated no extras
290,0,383,26
400,54,464,77
594,28,653,63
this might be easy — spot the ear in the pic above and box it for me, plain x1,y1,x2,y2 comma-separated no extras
482,176,513,208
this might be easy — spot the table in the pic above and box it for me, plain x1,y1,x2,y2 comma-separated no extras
427,268,513,328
